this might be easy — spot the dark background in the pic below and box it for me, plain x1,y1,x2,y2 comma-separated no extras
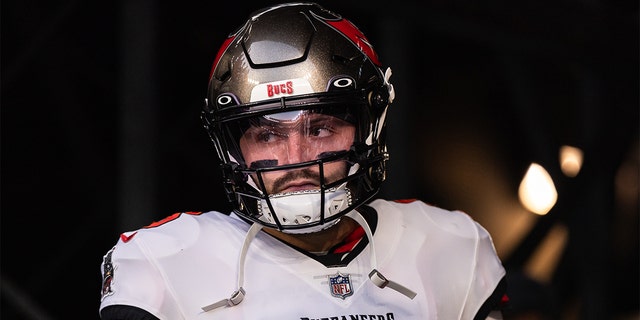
2,1,638,319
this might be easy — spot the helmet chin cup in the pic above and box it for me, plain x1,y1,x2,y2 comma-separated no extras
257,185,352,234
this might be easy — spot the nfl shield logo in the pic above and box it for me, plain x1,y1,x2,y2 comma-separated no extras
329,272,353,299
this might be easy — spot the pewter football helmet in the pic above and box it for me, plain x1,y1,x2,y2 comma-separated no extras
202,2,394,233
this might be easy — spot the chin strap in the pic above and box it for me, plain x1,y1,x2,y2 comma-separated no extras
201,222,263,312
202,210,416,312
346,210,417,300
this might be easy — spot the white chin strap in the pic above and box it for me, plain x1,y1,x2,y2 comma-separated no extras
244,161,361,234
345,210,417,300
201,210,416,313
257,184,351,234
201,222,263,312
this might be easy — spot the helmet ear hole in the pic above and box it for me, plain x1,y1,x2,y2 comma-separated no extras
368,85,390,112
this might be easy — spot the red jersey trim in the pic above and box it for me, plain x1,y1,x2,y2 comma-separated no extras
332,226,365,253
393,199,417,204
145,211,203,229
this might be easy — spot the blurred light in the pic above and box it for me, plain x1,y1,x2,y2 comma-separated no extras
524,222,569,283
519,163,558,215
559,145,583,177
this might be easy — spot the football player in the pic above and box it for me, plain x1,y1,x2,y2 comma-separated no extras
99,2,508,319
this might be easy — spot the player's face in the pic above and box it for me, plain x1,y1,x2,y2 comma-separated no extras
239,111,355,194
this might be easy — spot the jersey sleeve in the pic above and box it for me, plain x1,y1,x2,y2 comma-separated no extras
99,231,182,319
462,216,507,319
390,200,507,319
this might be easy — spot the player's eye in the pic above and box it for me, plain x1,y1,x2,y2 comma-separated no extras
255,128,286,143
308,125,335,138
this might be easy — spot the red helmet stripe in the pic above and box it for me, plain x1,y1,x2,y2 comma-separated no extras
325,19,381,66
209,36,236,80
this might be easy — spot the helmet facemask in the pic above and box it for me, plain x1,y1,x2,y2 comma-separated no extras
205,92,386,233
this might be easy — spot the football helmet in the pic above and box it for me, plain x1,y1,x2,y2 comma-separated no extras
202,2,394,233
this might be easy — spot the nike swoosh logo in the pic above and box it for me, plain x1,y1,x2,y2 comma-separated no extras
120,231,138,243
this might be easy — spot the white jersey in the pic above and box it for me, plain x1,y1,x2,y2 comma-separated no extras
99,199,506,319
